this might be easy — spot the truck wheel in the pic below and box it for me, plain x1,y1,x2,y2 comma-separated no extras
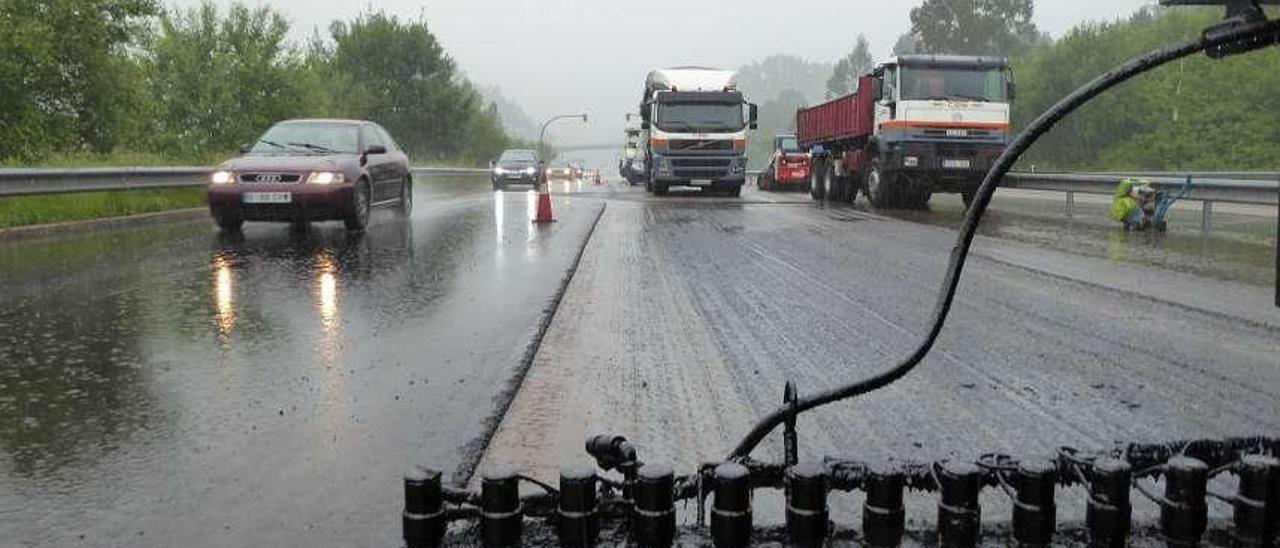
843,173,859,204
809,158,826,201
728,184,742,197
865,160,893,208
654,183,668,196
824,162,841,202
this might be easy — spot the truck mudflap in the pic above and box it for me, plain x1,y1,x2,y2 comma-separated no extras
403,434,1280,547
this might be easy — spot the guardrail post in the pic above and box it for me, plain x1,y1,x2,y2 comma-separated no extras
1065,191,1075,217
1201,200,1214,235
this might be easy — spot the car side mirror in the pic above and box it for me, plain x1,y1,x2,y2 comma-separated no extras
1007,82,1017,101
365,145,387,155
489,159,496,169
239,143,251,154
748,104,759,130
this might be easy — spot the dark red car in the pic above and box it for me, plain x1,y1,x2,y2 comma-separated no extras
207,119,412,231
756,134,811,191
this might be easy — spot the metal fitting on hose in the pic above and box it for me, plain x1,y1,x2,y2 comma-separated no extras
558,466,599,548
786,461,828,547
481,467,523,548
936,461,982,548
1086,457,1131,548
711,462,751,548
633,463,675,547
404,466,445,548
862,468,905,548
1232,454,1279,547
1011,459,1056,547
1159,456,1209,547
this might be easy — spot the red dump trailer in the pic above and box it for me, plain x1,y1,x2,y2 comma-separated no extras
795,55,1014,208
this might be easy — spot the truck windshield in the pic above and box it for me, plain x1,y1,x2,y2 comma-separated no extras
900,67,1009,102
656,102,744,132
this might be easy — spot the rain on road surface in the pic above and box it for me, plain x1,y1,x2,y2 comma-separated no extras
0,175,603,547
2,175,1277,546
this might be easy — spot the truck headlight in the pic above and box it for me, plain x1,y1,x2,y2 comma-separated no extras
211,170,236,185
307,171,345,185
903,156,919,167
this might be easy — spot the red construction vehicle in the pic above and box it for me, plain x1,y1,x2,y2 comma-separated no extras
756,134,811,191
796,55,1014,208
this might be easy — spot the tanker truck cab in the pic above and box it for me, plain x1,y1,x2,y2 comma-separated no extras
872,55,1014,206
640,67,758,197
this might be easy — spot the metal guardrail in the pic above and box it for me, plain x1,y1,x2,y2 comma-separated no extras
1004,171,1278,233
1004,172,1278,205
0,166,488,197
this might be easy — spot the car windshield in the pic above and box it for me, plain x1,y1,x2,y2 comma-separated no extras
900,66,1009,102
251,122,360,154
779,137,799,152
655,102,744,132
499,150,536,163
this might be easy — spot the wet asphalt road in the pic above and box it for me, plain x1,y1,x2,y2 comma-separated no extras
0,175,603,547
2,175,1277,546
480,180,1278,529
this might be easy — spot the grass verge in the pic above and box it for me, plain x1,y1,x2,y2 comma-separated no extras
0,188,206,229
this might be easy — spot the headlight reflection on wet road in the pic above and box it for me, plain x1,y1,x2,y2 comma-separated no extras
213,255,236,341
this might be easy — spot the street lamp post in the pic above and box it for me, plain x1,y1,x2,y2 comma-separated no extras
537,113,589,173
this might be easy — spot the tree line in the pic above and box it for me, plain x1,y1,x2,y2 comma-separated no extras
0,0,518,165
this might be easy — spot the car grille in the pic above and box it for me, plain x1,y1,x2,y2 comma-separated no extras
239,172,302,184
669,139,733,151
671,157,733,178
916,128,1000,142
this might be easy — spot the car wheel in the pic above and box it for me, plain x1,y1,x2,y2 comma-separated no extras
728,184,742,198
396,176,413,216
345,179,372,231
213,209,244,232
961,189,977,210
653,183,668,196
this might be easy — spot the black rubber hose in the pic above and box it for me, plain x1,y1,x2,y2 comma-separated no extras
728,16,1280,460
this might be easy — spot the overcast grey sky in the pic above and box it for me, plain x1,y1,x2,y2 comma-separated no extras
174,0,1156,156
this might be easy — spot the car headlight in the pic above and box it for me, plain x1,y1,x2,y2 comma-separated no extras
307,171,345,185
211,170,236,184
493,167,506,175
903,156,919,167
524,167,536,175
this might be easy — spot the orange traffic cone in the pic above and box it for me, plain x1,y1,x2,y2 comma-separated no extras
533,180,554,223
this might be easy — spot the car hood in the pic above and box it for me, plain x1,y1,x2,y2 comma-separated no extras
219,154,355,173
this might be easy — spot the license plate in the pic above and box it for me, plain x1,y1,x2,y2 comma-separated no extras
689,179,712,186
242,192,292,204
942,159,971,170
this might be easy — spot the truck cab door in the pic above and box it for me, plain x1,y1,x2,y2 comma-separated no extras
873,65,897,137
